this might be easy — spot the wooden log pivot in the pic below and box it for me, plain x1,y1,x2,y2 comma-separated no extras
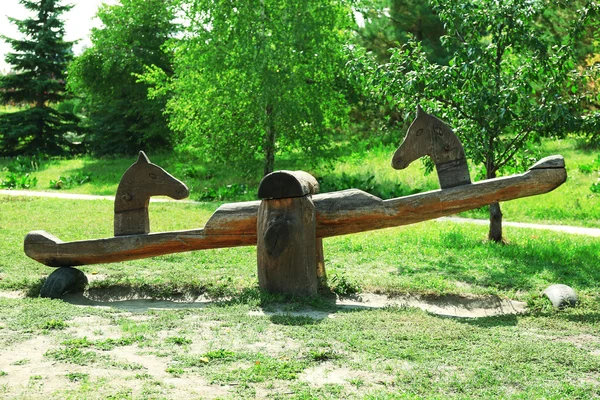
257,171,319,296
257,170,319,199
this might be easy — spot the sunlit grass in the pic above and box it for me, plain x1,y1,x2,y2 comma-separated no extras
1,138,597,226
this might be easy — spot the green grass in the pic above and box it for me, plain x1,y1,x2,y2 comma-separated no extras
0,295,599,398
459,138,600,227
0,139,598,398
1,137,598,226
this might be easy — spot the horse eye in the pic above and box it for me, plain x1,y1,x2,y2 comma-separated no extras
416,129,424,136
149,173,157,179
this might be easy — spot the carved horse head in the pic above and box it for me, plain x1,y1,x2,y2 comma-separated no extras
114,151,189,236
392,106,471,189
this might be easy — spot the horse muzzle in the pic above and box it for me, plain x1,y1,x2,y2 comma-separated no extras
392,157,409,170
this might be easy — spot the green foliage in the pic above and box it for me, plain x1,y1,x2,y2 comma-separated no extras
353,0,600,241
317,171,420,199
308,349,340,362
328,273,362,296
0,0,80,156
65,372,89,383
3,155,42,173
145,0,353,175
49,173,92,190
68,0,177,155
41,319,66,330
62,335,145,351
164,336,192,346
577,154,600,174
0,172,37,189
196,183,249,202
577,154,600,193
45,347,101,366
356,0,451,64
203,349,236,361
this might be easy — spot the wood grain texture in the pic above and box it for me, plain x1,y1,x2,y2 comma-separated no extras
315,157,566,237
257,197,318,296
24,228,256,267
24,155,566,267
392,106,471,189
114,151,189,236
257,170,319,199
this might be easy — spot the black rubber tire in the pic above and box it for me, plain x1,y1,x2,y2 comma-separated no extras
40,267,88,299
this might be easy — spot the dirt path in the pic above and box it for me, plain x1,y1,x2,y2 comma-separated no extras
3,189,599,237
439,216,600,237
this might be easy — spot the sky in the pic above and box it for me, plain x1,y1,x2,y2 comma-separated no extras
0,0,117,73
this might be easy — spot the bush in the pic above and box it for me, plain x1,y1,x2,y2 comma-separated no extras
317,172,421,199
49,174,92,189
0,172,37,189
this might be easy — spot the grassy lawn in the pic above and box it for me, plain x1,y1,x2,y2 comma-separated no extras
0,192,599,398
1,138,599,227
0,137,598,398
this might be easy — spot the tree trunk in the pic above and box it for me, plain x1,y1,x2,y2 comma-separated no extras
263,104,275,176
488,201,503,242
486,168,503,243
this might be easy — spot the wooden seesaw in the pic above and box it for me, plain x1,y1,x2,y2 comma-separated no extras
25,108,567,298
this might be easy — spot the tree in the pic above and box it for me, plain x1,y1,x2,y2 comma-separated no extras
144,0,353,176
67,0,177,155
0,0,79,156
356,0,450,64
357,0,600,242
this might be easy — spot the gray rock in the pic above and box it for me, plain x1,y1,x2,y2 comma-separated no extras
543,284,577,309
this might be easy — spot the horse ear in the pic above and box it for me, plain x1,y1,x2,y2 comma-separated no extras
137,151,150,164
416,105,425,117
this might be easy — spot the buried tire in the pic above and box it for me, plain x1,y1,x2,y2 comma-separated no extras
40,267,88,299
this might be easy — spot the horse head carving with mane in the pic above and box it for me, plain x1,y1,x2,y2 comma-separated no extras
114,151,189,236
392,106,471,189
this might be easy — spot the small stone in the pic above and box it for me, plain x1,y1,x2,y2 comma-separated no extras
543,284,578,309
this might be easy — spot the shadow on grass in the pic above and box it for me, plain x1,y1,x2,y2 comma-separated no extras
451,313,519,328
400,228,600,293
62,292,213,313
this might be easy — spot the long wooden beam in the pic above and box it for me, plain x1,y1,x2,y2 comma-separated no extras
24,156,566,267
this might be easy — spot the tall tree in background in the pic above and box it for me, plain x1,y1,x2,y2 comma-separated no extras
68,0,176,155
356,0,599,242
0,0,79,156
144,0,353,176
356,0,450,64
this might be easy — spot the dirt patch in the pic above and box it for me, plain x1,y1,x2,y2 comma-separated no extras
65,315,123,340
554,334,600,356
337,293,527,318
0,319,232,399
557,334,600,348
0,291,26,299
0,336,84,397
62,292,213,313
300,362,393,387
58,291,527,319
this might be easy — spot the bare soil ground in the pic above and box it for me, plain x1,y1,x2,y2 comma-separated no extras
0,290,527,398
